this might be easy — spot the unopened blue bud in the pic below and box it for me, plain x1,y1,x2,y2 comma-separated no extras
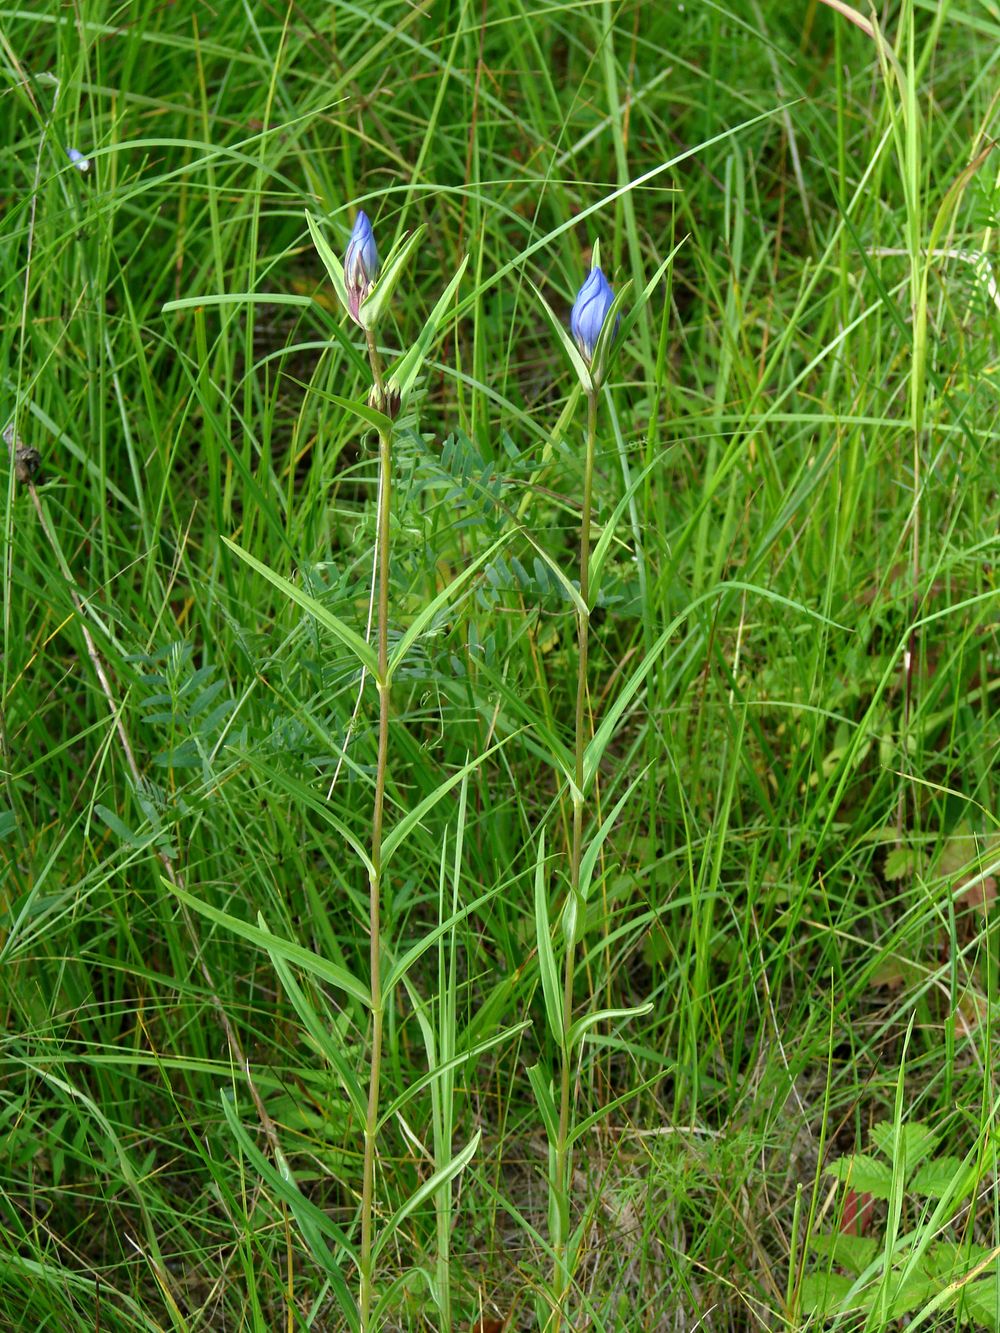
570,265,617,363
67,147,90,172
344,210,379,324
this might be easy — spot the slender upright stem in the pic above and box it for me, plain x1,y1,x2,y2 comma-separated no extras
360,330,390,1331
552,387,598,1325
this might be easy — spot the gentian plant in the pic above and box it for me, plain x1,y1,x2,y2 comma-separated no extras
529,238,678,1328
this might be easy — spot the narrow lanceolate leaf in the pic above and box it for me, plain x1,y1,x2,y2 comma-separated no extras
388,531,513,679
389,254,470,403
306,386,394,436
612,238,686,352
168,882,371,1007
527,1062,559,1144
589,278,633,386
371,1130,481,1263
305,212,351,316
223,537,379,677
381,880,506,998
567,1001,654,1051
533,831,563,1048
377,1021,531,1131
527,276,593,391
267,943,368,1124
221,1092,361,1332
588,455,661,597
380,735,512,869
577,769,648,903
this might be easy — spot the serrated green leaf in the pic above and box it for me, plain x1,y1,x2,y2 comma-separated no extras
810,1232,878,1274
870,1119,938,1170
826,1152,894,1199
799,1271,860,1316
909,1155,966,1198
961,1275,1000,1330
883,846,915,881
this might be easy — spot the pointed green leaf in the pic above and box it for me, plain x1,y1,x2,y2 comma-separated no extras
567,1001,653,1050
612,239,686,352
223,538,379,677
169,883,371,1007
590,278,633,387
577,770,648,902
221,1092,361,1331
389,255,470,403
306,386,392,436
381,880,505,998
527,1063,559,1145
388,531,513,679
378,1021,531,1131
588,455,661,596
380,735,512,869
533,831,563,1047
266,939,367,1123
242,754,375,882
306,212,351,317
371,1130,481,1263
526,277,593,391
517,530,587,617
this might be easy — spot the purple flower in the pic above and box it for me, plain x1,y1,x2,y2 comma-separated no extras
67,147,90,171
344,210,379,324
570,265,617,363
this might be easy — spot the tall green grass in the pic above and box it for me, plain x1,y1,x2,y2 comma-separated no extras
1,1,998,1328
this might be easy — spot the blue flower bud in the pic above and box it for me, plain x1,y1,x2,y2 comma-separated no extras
570,265,617,363
67,147,90,172
344,210,379,324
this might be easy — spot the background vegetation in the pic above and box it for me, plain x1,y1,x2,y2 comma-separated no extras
1,0,998,1328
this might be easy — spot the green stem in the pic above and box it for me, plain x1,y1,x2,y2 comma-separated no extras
552,388,597,1326
360,331,390,1332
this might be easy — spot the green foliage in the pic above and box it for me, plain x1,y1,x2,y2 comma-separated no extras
1,0,998,1328
801,1120,998,1329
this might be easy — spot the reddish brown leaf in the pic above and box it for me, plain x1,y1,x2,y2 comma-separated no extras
841,1187,874,1236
